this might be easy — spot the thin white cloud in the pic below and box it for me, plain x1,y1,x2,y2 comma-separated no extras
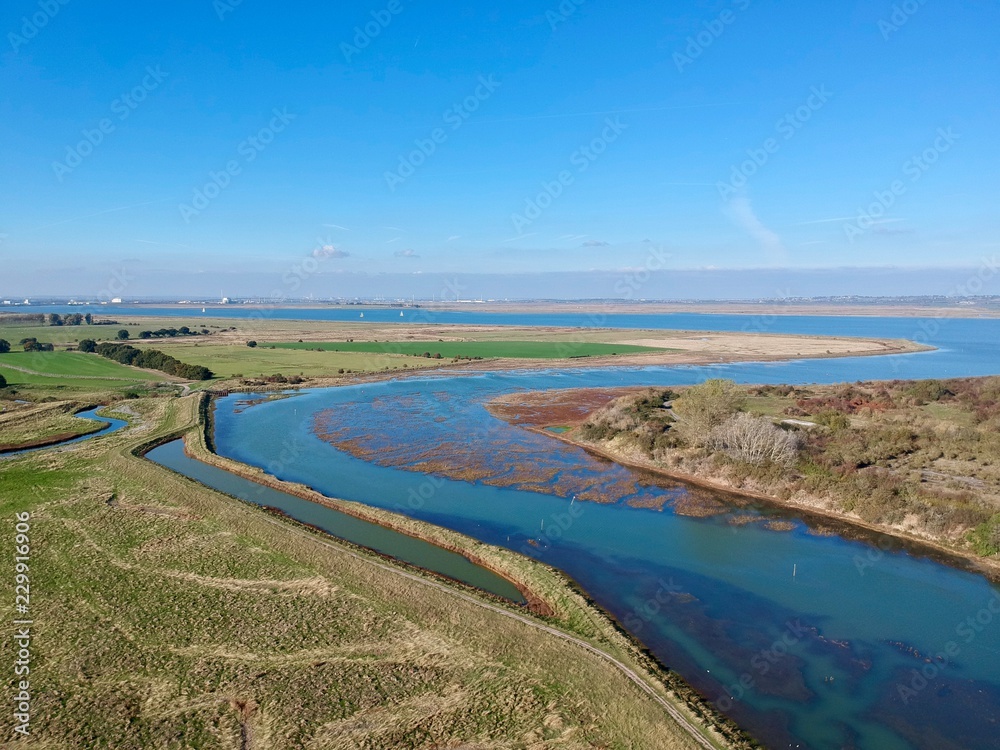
501,233,537,243
794,216,856,225
725,196,787,263
323,223,350,231
313,245,349,258
135,239,190,248
477,102,726,125
447,235,461,242
873,225,914,236
582,240,610,247
394,248,420,258
385,237,401,244
30,198,174,231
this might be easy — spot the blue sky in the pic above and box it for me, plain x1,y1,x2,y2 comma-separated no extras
1,0,998,298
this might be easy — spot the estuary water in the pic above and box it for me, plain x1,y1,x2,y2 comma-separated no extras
1,407,127,457
189,314,1000,747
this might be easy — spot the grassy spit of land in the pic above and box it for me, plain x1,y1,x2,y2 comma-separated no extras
0,380,752,748
0,401,110,452
489,378,1000,580
2,313,926,391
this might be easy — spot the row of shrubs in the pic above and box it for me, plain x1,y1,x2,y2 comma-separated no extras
138,327,207,339
94,342,214,380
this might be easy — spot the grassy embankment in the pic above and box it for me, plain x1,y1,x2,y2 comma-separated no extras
0,402,110,451
0,382,748,748
546,378,1000,565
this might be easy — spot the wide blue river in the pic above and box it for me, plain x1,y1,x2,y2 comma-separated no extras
68,308,1000,748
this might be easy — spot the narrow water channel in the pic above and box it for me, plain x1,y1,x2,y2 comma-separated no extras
145,439,526,604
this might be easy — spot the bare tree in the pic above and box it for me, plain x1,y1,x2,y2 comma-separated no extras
708,412,801,466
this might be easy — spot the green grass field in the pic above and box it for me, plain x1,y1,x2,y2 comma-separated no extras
274,340,663,359
0,351,166,395
0,317,232,347
139,343,442,379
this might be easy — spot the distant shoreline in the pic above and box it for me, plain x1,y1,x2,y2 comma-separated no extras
5,300,999,319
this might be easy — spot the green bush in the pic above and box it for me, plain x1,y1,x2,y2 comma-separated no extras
672,379,744,447
814,410,850,430
968,515,1000,557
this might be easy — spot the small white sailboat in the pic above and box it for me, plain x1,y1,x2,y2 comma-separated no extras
360,312,364,318
201,307,206,313
399,311,404,317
